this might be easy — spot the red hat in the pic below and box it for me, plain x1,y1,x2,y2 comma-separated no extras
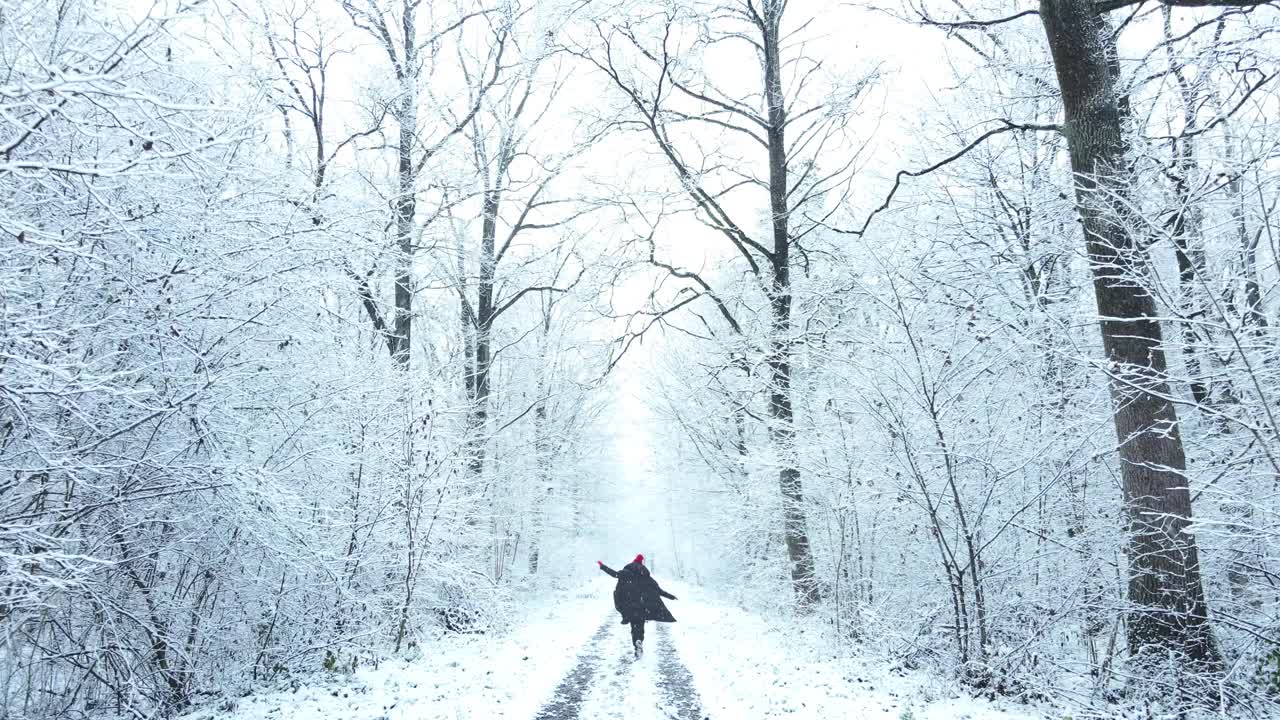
634,554,644,564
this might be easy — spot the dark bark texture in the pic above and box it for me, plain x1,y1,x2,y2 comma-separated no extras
760,0,821,609
1039,0,1220,668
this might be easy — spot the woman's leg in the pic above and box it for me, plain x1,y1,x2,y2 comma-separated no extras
632,619,646,658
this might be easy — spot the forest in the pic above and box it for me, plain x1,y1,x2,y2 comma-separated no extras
1,0,1278,717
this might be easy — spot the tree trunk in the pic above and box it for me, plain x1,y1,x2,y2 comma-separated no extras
1168,156,1211,406
391,0,419,649
1227,135,1268,335
1039,0,1220,668
468,187,500,477
528,301,554,575
527,399,550,575
1163,8,1212,407
762,0,820,609
390,7,418,371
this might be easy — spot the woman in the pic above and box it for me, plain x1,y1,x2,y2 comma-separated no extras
597,554,677,658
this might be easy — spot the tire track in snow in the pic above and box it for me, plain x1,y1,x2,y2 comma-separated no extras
572,620,655,719
654,624,706,720
532,618,612,720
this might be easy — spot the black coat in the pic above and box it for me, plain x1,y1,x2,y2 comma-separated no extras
599,561,676,623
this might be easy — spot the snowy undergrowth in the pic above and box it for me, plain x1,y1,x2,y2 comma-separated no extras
181,581,1255,720
182,585,606,720
667,583,1280,720
665,582,1050,720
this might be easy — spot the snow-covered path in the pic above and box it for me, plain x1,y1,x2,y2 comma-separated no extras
534,618,704,720
191,584,1045,720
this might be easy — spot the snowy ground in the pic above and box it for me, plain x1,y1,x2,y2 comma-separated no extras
666,584,1043,720
187,583,1048,720
183,587,607,720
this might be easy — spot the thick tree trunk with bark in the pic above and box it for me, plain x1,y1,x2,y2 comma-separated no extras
761,0,820,608
373,0,428,372
390,72,417,370
467,187,500,477
1039,0,1220,668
